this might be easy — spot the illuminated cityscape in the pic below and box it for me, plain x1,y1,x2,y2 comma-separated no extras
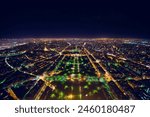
0,38,150,100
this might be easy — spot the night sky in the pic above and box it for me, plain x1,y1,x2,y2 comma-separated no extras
0,0,150,39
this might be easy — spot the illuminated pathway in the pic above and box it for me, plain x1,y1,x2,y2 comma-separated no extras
84,47,130,99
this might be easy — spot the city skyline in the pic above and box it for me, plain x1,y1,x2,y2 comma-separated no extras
0,38,150,100
0,1,150,100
